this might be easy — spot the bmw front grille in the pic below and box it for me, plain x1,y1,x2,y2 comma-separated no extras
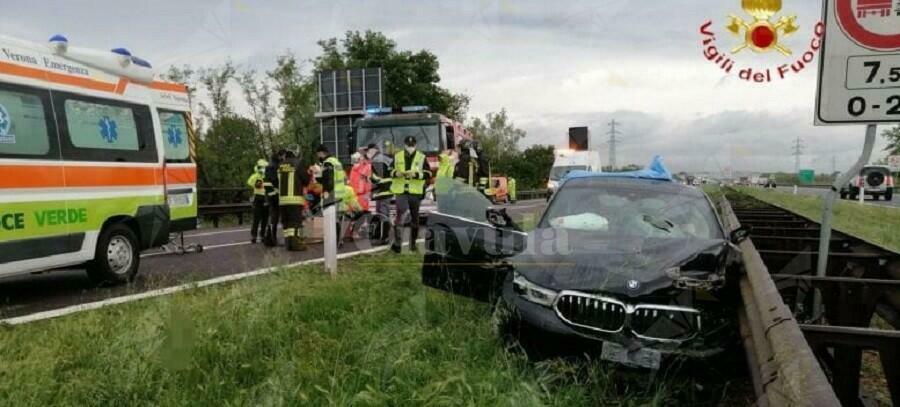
553,291,701,343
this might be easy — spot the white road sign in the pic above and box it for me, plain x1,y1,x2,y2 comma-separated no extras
815,0,900,125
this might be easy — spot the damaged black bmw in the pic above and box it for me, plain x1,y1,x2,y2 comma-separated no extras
422,159,747,369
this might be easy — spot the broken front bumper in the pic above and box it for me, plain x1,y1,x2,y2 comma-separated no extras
501,279,731,358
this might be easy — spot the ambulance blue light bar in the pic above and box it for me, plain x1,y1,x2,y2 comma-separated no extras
111,48,132,57
131,56,152,68
401,105,429,113
48,34,68,43
365,107,392,116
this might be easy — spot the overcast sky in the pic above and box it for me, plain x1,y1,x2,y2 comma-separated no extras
3,0,896,173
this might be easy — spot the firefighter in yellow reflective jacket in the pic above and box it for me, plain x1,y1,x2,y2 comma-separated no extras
508,177,517,203
316,144,348,239
246,159,269,243
391,136,431,253
434,149,455,200
278,149,309,251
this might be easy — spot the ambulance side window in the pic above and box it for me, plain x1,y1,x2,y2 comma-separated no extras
53,92,157,163
0,84,58,160
158,110,191,163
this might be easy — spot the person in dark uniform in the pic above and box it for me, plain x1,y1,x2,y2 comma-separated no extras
278,148,309,251
454,140,480,187
262,149,285,247
390,136,431,253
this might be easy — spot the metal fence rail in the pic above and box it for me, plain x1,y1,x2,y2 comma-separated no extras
722,189,900,406
718,196,840,406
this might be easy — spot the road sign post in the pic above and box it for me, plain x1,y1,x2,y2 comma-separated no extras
812,0,898,317
324,202,337,276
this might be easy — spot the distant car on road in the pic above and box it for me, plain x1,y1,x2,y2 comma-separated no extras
840,166,894,201
422,164,746,369
758,176,776,188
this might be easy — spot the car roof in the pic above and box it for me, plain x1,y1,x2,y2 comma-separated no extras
561,176,705,197
564,155,673,183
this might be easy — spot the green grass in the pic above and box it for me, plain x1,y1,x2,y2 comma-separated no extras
0,253,746,406
735,187,900,252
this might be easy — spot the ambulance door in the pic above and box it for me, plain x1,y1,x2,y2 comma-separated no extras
54,91,166,254
158,109,196,232
0,83,69,272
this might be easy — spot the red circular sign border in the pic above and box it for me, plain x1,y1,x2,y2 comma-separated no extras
835,0,900,51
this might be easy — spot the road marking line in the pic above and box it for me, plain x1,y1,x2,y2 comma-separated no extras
2,244,401,326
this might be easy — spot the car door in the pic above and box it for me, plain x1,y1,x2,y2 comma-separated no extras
422,178,527,301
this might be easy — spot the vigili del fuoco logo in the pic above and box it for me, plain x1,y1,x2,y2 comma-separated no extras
700,0,825,83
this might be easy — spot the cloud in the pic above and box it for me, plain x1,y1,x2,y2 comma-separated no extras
1,0,890,175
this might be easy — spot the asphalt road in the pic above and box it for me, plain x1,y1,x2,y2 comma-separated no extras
0,200,547,321
772,185,900,209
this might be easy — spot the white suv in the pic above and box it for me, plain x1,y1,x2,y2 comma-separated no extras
840,166,894,201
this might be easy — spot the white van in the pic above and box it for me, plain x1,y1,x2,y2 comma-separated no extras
546,149,603,195
0,34,196,284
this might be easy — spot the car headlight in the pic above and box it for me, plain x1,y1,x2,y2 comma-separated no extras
512,272,559,307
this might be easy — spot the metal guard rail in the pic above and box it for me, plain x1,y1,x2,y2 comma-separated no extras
717,196,840,407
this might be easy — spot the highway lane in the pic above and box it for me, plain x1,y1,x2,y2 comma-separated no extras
772,185,900,209
0,200,547,321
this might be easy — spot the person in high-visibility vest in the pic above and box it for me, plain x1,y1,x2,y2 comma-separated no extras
508,177,517,203
278,149,309,251
316,144,348,238
246,159,269,244
391,136,431,253
435,149,455,200
348,152,371,212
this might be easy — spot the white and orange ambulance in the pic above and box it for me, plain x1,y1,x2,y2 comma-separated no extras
0,34,197,283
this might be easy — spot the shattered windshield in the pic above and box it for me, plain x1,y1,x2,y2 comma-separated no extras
549,165,588,180
540,178,721,239
435,177,492,222
357,124,441,153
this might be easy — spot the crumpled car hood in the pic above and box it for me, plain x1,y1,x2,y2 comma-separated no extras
511,229,729,297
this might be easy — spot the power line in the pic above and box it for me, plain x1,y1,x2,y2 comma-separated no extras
792,136,804,174
607,119,621,170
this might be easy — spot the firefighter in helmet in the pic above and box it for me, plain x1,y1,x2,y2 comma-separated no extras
277,146,309,251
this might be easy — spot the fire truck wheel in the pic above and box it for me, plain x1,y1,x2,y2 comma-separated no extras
87,223,140,285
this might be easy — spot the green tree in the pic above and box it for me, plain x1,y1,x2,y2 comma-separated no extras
883,125,900,155
506,145,555,190
468,109,525,171
313,30,469,121
237,69,277,156
268,53,319,163
195,117,261,190
197,62,236,123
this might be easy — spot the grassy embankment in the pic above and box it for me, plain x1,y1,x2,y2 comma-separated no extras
734,186,900,253
0,250,749,406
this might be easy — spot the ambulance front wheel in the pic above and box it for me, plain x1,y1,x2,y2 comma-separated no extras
87,223,140,285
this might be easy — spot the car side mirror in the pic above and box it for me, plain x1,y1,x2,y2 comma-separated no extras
730,226,751,244
486,207,521,231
